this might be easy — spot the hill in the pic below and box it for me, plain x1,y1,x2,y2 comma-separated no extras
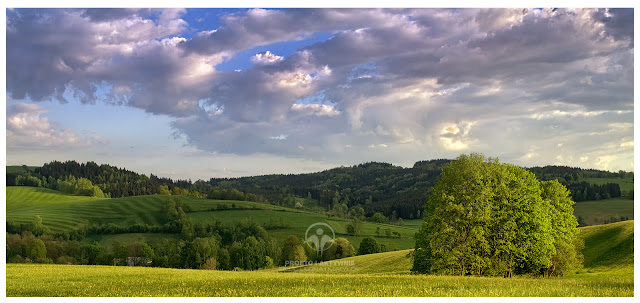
6,220,635,296
6,186,418,249
7,161,632,222
282,249,413,275
6,165,39,174
288,220,635,275
578,220,634,271
573,198,634,226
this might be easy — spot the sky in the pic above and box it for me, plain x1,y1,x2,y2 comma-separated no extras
4,6,636,180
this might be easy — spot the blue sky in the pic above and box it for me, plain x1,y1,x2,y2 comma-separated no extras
5,8,635,180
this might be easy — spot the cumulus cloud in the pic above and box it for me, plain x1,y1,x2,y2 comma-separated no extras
6,8,635,172
6,103,107,149
251,51,284,65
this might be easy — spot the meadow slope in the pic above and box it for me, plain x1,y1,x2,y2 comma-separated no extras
5,221,634,297
6,186,418,249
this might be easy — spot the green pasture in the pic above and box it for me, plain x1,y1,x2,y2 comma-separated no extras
573,198,634,226
583,177,634,193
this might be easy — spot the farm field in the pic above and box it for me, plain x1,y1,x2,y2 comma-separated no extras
583,177,635,193
6,221,634,297
6,165,39,174
573,198,634,226
6,186,417,249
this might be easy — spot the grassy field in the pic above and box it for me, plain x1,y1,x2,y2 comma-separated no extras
5,221,633,297
578,220,634,270
6,165,40,173
573,198,634,226
5,263,633,297
583,177,635,193
6,186,416,249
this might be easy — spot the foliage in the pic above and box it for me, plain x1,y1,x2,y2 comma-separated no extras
322,237,355,261
281,235,307,265
413,153,580,277
357,237,381,255
346,218,363,235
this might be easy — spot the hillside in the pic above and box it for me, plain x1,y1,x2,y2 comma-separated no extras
7,222,633,296
7,161,632,221
573,198,634,226
6,186,418,249
282,249,413,275
288,221,635,275
578,220,634,270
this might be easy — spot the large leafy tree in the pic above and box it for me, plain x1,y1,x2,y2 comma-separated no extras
412,153,580,277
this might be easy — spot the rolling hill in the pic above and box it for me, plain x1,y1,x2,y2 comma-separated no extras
6,186,418,249
289,220,634,275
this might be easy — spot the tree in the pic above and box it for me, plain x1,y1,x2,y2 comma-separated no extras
281,235,306,265
358,237,381,255
323,237,355,261
26,239,47,262
30,215,50,236
368,212,389,224
413,153,576,277
217,248,231,270
540,180,583,276
184,237,218,269
346,218,362,236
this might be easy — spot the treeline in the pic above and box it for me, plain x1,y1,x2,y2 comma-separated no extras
209,160,452,219
528,165,633,181
566,182,622,202
529,166,632,201
7,161,271,203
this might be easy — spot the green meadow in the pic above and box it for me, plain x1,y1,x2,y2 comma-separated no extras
582,177,635,193
5,186,634,296
6,186,416,248
573,197,634,226
6,221,634,296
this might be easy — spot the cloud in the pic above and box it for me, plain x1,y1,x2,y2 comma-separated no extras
251,51,284,65
6,102,108,149
6,8,635,172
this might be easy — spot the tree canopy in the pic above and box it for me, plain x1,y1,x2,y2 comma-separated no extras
412,153,582,277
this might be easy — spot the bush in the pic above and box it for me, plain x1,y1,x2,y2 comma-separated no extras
55,256,76,265
358,237,381,255
200,258,217,270
8,255,24,263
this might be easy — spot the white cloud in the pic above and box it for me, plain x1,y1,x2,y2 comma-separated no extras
6,8,635,173
6,103,107,149
291,104,341,117
251,51,284,65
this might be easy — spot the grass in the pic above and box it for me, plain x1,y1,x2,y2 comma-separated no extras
5,184,634,297
285,249,414,275
6,165,39,174
583,177,634,193
6,186,417,249
577,220,634,270
573,198,634,226
5,263,633,296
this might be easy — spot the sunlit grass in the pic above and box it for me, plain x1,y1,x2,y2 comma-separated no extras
6,263,633,297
